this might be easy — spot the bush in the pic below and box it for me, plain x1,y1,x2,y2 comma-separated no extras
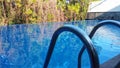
57,0,90,21
0,0,91,26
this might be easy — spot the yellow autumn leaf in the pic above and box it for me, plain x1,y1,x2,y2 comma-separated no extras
16,0,21,3
30,17,36,22
32,0,36,3
16,3,22,7
29,0,36,4
6,0,10,2
75,9,79,14
25,9,33,15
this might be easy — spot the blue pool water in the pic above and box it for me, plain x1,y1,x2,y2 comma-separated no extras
0,20,120,68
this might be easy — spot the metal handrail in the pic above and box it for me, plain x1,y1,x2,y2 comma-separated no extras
89,20,120,38
43,25,99,68
78,20,120,68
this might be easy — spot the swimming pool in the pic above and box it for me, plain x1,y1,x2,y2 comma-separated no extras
0,20,120,68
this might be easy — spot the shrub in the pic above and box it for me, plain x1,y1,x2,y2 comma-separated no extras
57,0,90,21
0,0,92,26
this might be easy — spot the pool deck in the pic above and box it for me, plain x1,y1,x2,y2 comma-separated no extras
88,0,120,12
87,0,120,20
100,54,120,68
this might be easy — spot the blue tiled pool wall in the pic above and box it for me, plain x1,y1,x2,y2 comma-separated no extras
0,20,120,68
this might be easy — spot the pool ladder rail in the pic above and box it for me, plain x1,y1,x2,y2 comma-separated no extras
79,20,120,68
43,25,99,68
44,20,120,68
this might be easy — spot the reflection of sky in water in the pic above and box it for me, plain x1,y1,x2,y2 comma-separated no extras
0,20,120,67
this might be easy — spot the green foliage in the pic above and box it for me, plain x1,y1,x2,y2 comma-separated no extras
47,13,54,22
57,0,90,21
0,0,91,26
92,0,100,1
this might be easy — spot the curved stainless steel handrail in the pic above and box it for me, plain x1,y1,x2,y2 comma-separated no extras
43,25,99,68
78,20,120,68
89,20,120,38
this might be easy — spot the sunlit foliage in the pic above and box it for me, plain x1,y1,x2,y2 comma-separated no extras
0,0,93,26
